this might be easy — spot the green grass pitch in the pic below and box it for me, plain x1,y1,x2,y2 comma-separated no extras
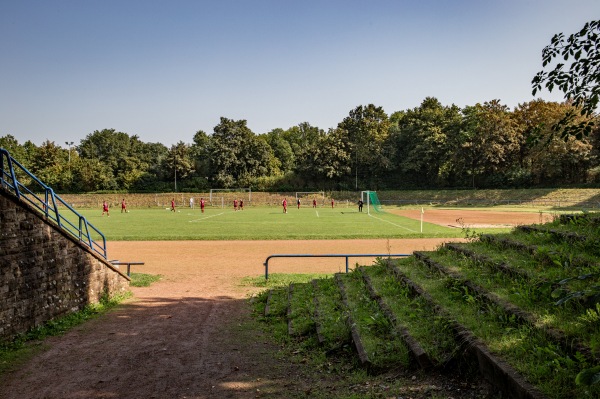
72,205,510,241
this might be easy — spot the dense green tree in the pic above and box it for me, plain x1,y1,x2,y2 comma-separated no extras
21,141,38,168
457,100,520,188
283,122,324,175
512,99,556,184
515,100,594,184
589,125,600,182
338,104,390,189
289,124,325,184
532,20,599,139
294,128,350,188
27,140,72,191
237,136,278,186
79,129,128,166
314,128,352,182
114,136,151,190
163,142,194,192
78,129,131,189
190,130,211,179
72,157,115,192
78,129,168,191
263,128,294,173
0,135,29,166
208,117,275,187
283,122,323,150
0,136,42,185
390,97,462,187
209,118,249,187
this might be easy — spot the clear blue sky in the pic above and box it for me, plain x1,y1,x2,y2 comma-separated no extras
1,1,598,147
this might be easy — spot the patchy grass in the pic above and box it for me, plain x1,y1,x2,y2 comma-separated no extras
241,273,329,288
129,272,161,287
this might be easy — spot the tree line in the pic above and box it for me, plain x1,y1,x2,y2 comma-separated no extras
1,97,598,194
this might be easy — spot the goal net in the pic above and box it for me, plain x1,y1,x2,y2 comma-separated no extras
361,191,383,214
209,188,251,204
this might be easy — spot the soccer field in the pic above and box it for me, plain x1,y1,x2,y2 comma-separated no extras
75,206,503,241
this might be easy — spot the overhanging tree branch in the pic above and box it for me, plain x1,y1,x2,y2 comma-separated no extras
532,20,599,140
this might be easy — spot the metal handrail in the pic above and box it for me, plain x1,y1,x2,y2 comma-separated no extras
0,148,107,259
110,261,145,277
263,253,411,279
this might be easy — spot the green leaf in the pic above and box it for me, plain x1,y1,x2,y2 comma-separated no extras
576,366,600,386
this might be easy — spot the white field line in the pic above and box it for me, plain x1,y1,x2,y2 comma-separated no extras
368,213,417,232
189,212,225,223
316,211,319,218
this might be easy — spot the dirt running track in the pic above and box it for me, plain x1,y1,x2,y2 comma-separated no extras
0,211,544,398
389,208,551,228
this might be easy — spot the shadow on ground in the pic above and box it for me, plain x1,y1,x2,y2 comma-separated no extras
0,296,306,399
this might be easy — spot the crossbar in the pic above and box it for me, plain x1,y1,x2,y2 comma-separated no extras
263,253,410,279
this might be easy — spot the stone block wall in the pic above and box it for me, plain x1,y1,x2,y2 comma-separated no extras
0,188,130,342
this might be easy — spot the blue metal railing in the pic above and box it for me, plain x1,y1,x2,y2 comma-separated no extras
0,148,107,259
263,253,411,279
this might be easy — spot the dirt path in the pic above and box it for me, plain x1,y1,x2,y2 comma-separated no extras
389,208,550,228
0,238,457,399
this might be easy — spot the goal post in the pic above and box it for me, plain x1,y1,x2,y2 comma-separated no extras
361,191,383,215
209,188,251,204
295,191,325,202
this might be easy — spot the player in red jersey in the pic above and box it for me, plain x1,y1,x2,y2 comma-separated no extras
282,198,288,213
200,198,205,213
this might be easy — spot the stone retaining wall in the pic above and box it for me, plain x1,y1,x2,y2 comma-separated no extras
0,188,129,342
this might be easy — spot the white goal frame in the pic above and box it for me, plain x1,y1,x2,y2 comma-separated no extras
295,191,325,201
361,190,375,215
209,188,251,204
296,191,325,208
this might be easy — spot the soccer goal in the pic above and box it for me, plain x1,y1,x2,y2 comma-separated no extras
361,191,383,215
295,191,325,202
209,188,252,205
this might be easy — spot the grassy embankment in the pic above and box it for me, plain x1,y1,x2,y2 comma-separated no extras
247,212,600,398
